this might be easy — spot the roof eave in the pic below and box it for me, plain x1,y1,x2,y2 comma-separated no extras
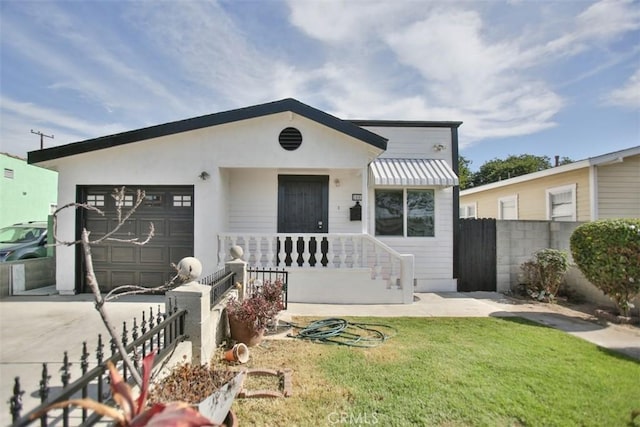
28,98,388,164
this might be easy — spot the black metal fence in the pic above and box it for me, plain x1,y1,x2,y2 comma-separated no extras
200,266,236,309
247,267,289,310
9,300,187,426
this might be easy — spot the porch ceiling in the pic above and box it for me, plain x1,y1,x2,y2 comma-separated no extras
370,158,459,187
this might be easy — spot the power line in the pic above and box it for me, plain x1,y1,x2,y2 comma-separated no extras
30,129,54,150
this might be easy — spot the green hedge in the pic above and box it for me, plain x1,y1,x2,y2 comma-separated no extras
570,219,640,316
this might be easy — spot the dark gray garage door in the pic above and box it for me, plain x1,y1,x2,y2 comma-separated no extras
79,186,194,293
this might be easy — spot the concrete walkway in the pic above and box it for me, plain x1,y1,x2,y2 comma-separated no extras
1,291,639,425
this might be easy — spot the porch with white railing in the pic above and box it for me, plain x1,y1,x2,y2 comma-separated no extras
217,233,414,304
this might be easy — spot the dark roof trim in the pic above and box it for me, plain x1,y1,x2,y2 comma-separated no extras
28,98,388,164
350,120,463,128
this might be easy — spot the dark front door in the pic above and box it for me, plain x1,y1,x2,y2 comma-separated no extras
277,175,329,233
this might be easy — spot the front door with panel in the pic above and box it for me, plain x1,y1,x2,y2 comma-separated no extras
277,175,329,266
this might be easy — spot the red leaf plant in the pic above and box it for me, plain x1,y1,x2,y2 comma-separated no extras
226,279,284,332
31,352,218,426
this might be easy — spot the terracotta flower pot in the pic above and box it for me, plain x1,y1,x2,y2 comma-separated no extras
229,316,265,347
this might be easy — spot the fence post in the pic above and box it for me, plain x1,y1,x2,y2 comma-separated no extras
226,246,247,299
167,280,211,365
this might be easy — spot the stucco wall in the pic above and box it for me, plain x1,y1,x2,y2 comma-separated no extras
0,154,58,228
496,220,639,315
0,257,55,298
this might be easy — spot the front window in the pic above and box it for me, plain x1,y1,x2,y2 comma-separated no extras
375,189,435,237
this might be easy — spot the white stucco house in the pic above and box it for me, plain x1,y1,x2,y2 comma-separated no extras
28,99,461,304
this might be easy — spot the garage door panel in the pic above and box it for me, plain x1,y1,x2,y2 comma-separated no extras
82,186,194,293
139,272,165,287
91,246,109,262
139,218,165,237
170,246,193,263
94,271,108,286
111,246,137,263
140,246,167,264
169,219,193,237
86,218,109,235
109,219,137,236
111,271,137,287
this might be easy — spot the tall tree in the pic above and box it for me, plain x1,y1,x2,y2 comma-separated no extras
472,154,553,187
458,155,473,190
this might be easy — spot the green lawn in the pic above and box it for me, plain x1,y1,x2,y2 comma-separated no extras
232,317,640,426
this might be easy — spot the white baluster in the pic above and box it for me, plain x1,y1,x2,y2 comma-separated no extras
352,236,360,268
339,236,347,268
218,235,227,266
266,236,275,268
255,235,263,267
326,235,335,268
374,245,382,279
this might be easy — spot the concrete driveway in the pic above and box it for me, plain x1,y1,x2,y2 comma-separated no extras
1,290,639,425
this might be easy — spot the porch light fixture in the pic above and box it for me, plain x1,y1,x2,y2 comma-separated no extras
198,171,210,181
334,178,341,187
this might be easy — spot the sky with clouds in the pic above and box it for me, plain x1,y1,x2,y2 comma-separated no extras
1,0,638,170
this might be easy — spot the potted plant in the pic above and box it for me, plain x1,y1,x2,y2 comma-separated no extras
226,278,284,346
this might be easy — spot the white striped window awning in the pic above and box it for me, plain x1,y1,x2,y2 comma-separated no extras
370,158,459,187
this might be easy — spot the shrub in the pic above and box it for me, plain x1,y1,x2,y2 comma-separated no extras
520,249,569,301
227,279,284,331
570,219,640,316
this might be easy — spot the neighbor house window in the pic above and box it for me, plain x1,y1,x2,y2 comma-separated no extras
498,195,518,220
546,184,576,221
375,189,435,237
460,203,477,219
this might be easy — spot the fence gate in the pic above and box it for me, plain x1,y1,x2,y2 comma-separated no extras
458,218,496,292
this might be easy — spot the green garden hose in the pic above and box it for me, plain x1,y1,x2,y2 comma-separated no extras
284,318,397,348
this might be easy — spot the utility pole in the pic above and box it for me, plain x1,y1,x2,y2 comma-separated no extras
30,129,54,150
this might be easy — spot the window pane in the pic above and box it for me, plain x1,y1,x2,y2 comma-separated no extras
500,199,517,220
551,190,573,221
407,190,434,237
375,190,403,236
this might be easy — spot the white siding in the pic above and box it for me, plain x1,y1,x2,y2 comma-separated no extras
359,126,453,163
367,186,454,286
597,154,640,219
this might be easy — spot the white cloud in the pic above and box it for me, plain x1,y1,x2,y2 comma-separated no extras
1,0,637,158
605,68,640,109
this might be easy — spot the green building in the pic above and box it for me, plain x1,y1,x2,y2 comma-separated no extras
1,153,58,228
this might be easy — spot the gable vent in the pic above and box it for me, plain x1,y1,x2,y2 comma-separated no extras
279,127,303,151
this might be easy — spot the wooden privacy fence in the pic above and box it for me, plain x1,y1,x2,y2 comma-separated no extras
458,218,497,292
9,301,187,427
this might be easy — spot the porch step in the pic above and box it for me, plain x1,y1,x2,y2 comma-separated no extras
286,268,409,304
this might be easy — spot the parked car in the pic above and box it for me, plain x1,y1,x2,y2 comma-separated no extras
0,222,48,262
